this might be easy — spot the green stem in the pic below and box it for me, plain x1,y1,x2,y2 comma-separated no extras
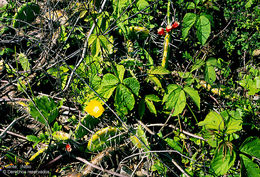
187,103,198,124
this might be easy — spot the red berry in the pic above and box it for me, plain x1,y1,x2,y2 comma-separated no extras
65,144,72,152
172,21,180,29
166,25,172,32
157,27,165,35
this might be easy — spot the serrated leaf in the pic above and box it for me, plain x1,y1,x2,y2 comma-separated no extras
240,136,260,159
195,15,211,45
137,0,149,10
240,154,260,177
198,111,224,131
211,146,236,176
29,96,59,125
115,84,135,115
182,13,197,39
145,98,157,116
123,77,140,96
149,66,170,75
183,86,200,110
163,86,186,116
116,64,125,82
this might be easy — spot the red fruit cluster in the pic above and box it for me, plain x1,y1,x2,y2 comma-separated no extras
157,27,165,35
157,21,180,35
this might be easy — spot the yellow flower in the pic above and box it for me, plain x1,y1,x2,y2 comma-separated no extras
84,100,105,118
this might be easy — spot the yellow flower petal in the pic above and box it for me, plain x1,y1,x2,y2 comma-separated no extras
84,100,105,118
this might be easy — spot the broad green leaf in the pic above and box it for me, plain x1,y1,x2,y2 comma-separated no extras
206,57,217,66
163,87,186,116
100,73,119,100
29,96,59,125
240,137,260,159
186,2,195,9
148,66,170,75
88,34,97,46
101,73,119,86
183,86,200,110
123,77,140,96
145,94,160,102
116,64,125,82
222,110,242,134
205,65,216,84
198,111,224,131
130,125,150,151
87,127,123,152
18,53,30,71
13,3,40,28
182,13,197,39
165,138,183,153
195,15,211,45
137,0,149,10
145,99,157,116
113,0,130,17
115,84,135,114
162,84,179,103
211,146,236,176
240,154,260,177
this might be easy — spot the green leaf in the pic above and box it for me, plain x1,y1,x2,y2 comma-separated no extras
205,57,217,84
240,154,260,177
130,125,150,151
137,0,149,10
205,65,216,84
123,77,140,96
116,64,125,82
183,86,200,110
195,15,211,45
148,75,162,89
115,84,135,115
18,53,30,72
100,73,119,99
198,111,224,131
145,94,160,102
145,98,157,116
163,85,186,116
13,3,40,28
26,135,39,142
211,146,236,176
240,137,260,159
165,138,183,153
223,110,242,134
190,59,205,72
182,13,197,39
138,99,146,118
148,66,170,75
29,96,59,125
143,49,154,66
